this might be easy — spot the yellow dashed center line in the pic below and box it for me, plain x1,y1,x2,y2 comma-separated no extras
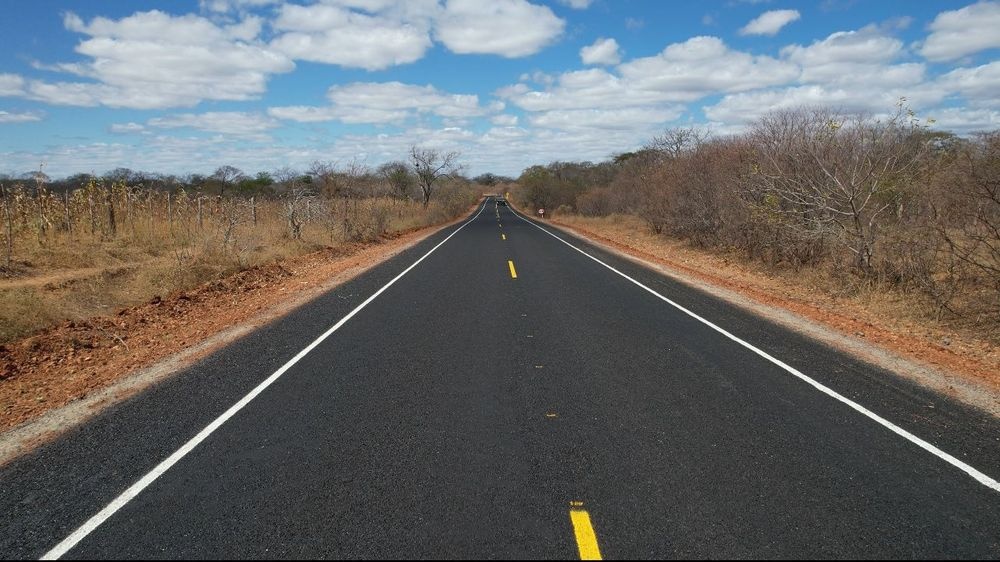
502,233,507,240
569,506,602,560
508,260,518,279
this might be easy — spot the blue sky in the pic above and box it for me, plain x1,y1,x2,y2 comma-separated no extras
1,0,998,178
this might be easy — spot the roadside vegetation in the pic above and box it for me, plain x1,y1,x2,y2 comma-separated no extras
509,103,1000,343
0,147,479,343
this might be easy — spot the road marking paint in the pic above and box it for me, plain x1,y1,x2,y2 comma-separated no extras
508,260,518,279
545,412,558,418
512,209,1000,494
502,233,506,240
534,365,544,369
569,506,602,560
39,200,493,561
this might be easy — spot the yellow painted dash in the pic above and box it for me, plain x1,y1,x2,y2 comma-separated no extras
502,233,506,240
508,260,518,279
570,508,602,560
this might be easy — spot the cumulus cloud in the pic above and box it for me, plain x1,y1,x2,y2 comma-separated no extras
435,0,565,57
782,27,924,87
580,38,622,65
491,114,519,125
501,36,796,117
923,106,1000,133
147,112,279,137
199,0,281,13
703,81,947,127
739,9,801,36
10,3,1000,179
24,10,294,109
269,81,487,124
617,36,798,97
499,69,657,112
920,1,1000,62
529,107,683,131
109,122,146,134
558,0,594,8
0,74,26,97
937,61,1000,106
269,2,434,70
0,110,43,124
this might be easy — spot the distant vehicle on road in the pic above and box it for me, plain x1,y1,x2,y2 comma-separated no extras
496,197,508,206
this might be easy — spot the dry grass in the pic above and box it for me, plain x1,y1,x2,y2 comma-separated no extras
0,189,474,344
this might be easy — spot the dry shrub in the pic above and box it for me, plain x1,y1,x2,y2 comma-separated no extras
0,176,478,343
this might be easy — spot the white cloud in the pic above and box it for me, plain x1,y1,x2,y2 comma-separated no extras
618,36,799,98
27,10,295,109
435,0,565,57
483,126,530,140
580,37,622,65
558,0,594,8
703,82,947,126
24,81,111,107
920,1,1000,62
625,17,644,31
938,61,1000,106
329,82,484,117
199,0,281,13
109,122,146,134
529,107,682,131
491,114,519,125
269,81,488,124
739,9,800,36
270,3,434,70
782,27,901,67
0,110,43,124
499,36,797,128
147,112,279,137
0,74,26,97
923,106,1000,133
782,27,924,87
499,69,661,111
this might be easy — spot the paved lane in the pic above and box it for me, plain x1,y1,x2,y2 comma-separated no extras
2,198,999,559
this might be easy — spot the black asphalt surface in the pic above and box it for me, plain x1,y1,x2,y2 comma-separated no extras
2,197,1000,559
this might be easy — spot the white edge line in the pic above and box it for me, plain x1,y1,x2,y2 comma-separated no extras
511,209,1000,494
40,200,491,560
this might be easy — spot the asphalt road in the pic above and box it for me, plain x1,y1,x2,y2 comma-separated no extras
2,197,1000,559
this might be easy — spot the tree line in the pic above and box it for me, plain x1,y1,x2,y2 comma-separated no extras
0,146,475,272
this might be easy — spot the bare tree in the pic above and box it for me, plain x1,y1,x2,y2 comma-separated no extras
211,165,245,197
274,167,312,240
377,161,415,199
409,146,460,207
340,157,372,198
647,126,712,159
308,161,339,198
1,181,12,270
744,105,928,275
932,132,1000,321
